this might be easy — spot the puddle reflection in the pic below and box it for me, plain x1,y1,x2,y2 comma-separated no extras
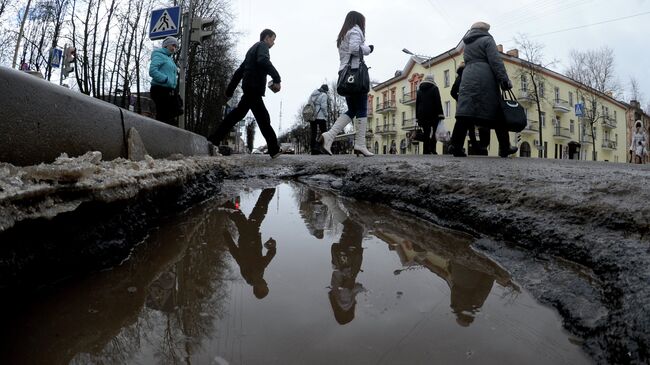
0,183,590,365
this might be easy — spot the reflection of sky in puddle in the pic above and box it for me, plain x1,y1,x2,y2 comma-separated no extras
0,183,590,365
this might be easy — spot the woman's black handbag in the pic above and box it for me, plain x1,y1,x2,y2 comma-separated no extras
410,127,426,142
336,46,370,97
501,90,526,132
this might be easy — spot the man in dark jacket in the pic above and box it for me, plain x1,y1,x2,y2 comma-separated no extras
209,29,282,158
449,22,517,158
416,75,444,154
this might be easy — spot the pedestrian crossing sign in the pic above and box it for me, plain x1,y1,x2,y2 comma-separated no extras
575,103,585,117
149,6,181,40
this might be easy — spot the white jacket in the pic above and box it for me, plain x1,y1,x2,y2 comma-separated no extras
338,25,371,71
309,89,329,120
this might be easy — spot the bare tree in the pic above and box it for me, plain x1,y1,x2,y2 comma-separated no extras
327,79,347,130
514,35,556,158
566,47,620,161
628,76,644,104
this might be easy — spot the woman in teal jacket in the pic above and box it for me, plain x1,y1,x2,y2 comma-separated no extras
149,36,179,125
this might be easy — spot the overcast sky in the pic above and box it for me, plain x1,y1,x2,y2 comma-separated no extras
230,0,650,147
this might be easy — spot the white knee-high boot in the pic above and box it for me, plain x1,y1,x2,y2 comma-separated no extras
320,114,352,155
354,117,374,157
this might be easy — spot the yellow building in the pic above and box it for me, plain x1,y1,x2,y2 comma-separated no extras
365,46,629,162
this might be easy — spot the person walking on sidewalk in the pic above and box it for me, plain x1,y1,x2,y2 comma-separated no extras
319,10,374,157
449,22,517,158
209,29,283,158
451,62,488,155
149,36,179,126
308,84,330,155
416,75,444,154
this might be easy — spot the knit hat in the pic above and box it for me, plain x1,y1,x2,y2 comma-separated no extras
162,36,178,48
320,84,329,92
421,75,435,84
470,21,490,31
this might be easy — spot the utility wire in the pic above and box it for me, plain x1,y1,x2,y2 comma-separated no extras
504,10,650,42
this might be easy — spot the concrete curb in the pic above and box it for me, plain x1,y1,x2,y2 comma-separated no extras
0,66,212,166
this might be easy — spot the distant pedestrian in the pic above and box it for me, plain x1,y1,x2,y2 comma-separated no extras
449,22,517,158
416,75,444,154
149,36,179,126
635,140,644,164
451,62,489,155
630,120,647,164
308,84,330,155
209,29,283,158
320,10,374,157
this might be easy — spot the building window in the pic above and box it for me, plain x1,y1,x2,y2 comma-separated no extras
392,114,396,126
613,110,617,121
401,111,406,126
568,92,574,106
520,75,527,91
444,70,450,87
539,82,545,98
444,101,451,117
570,120,575,133
540,112,546,128
554,87,560,102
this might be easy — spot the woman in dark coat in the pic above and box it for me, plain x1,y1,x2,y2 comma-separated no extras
416,75,445,154
449,22,518,158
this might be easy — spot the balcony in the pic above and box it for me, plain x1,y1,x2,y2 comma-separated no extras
376,100,397,114
400,92,416,105
367,108,374,117
601,139,617,150
521,119,539,135
375,124,397,135
518,89,535,103
602,114,617,129
401,118,419,131
581,134,594,144
553,125,572,141
553,98,571,113
366,128,374,137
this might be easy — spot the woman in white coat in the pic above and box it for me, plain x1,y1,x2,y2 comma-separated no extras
320,11,374,157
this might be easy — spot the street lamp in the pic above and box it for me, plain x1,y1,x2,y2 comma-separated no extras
402,48,431,64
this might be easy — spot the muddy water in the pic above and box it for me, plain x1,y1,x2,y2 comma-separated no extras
0,183,591,365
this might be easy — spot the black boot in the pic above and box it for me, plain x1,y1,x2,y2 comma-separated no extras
499,146,518,158
448,145,467,157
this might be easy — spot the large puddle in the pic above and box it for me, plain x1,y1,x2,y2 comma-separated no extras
0,183,590,364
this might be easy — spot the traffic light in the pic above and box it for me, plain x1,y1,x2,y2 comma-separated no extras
62,46,76,78
190,18,215,43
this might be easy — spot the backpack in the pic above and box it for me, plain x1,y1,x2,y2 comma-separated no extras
302,102,315,122
302,92,320,122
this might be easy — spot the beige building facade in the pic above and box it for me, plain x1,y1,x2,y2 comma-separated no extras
363,46,629,162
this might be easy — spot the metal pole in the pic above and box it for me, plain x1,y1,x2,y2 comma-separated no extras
178,4,192,130
60,44,67,86
12,0,33,69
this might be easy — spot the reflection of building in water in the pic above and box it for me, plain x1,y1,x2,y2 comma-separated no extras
376,230,513,327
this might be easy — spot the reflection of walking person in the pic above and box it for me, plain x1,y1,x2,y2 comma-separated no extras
328,219,365,325
223,188,277,299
